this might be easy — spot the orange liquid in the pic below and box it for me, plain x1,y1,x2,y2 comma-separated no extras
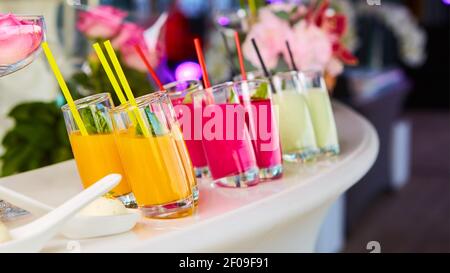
115,131,192,206
172,126,197,195
69,133,131,197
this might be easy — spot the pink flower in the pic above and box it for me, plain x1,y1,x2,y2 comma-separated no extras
77,6,127,39
111,22,141,49
243,9,292,70
288,21,332,71
112,23,160,72
326,57,344,76
0,13,43,65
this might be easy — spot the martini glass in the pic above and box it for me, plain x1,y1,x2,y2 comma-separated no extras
0,15,46,220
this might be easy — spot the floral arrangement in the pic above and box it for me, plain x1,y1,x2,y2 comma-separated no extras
206,0,358,87
241,0,358,77
211,0,358,77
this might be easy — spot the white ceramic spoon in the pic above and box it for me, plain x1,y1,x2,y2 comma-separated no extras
0,174,120,253
0,180,140,240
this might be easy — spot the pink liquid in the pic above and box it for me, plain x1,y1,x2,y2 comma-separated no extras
201,104,258,180
247,99,282,169
171,99,208,169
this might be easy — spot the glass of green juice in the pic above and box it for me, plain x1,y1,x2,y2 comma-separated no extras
299,70,340,156
272,71,319,162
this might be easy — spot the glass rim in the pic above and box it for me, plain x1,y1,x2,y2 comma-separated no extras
9,15,45,19
164,80,202,98
272,71,300,79
110,91,168,113
233,78,269,87
13,15,46,32
61,93,111,112
233,71,265,81
190,81,234,98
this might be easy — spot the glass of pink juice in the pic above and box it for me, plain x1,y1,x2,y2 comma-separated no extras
164,80,210,179
234,80,283,180
191,82,259,188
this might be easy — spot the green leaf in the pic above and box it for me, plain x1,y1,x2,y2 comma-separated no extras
78,106,112,135
182,94,193,104
273,11,290,21
251,82,269,100
57,118,71,147
91,106,112,134
135,121,144,136
51,147,73,163
78,107,97,134
135,108,167,137
11,122,55,150
1,146,34,177
229,90,239,104
145,107,167,136
1,100,74,177
2,130,21,148
8,102,56,125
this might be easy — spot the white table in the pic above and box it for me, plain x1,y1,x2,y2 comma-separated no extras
0,102,379,253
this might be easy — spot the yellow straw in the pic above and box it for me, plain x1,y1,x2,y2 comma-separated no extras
103,40,150,137
248,0,257,18
42,42,88,136
92,43,139,129
92,43,128,105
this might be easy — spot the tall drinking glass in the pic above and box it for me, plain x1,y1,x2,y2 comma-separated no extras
234,80,283,180
192,82,259,188
110,94,194,218
138,91,199,206
164,80,210,179
61,93,136,207
272,71,319,162
299,70,340,156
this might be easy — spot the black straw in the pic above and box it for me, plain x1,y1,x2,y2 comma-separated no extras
220,30,239,77
286,40,298,71
251,38,277,94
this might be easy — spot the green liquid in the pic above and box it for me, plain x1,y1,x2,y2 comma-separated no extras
304,88,339,154
273,89,318,160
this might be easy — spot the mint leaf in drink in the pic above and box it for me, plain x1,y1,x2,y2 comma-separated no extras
182,94,193,104
251,82,269,100
145,107,167,136
135,121,144,136
229,90,239,104
135,108,167,137
79,107,97,134
91,105,112,134
78,105,112,134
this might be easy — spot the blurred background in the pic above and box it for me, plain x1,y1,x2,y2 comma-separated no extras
0,0,448,253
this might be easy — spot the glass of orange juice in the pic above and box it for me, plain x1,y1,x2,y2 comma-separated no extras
61,93,136,207
110,93,195,219
136,92,199,207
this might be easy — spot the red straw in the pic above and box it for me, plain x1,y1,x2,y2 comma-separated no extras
134,44,165,91
234,31,247,81
194,38,211,88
